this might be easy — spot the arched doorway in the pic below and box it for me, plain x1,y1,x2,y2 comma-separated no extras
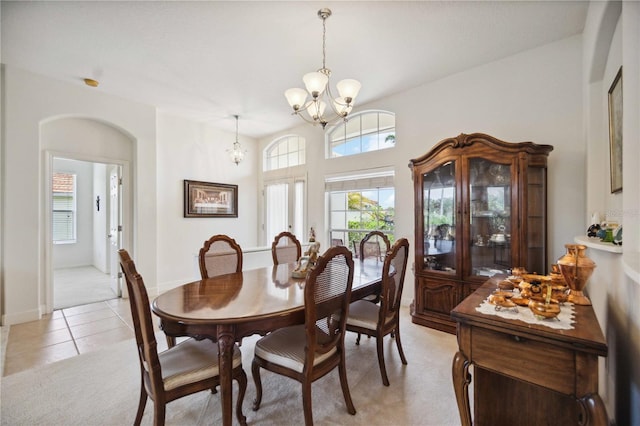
42,117,134,312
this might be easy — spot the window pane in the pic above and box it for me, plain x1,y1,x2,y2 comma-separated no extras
288,152,298,167
378,188,395,208
277,154,286,170
378,112,394,130
327,111,395,159
380,130,395,149
360,112,378,133
331,211,346,229
361,190,379,205
294,181,304,238
362,133,379,153
328,186,395,255
266,183,288,239
345,115,361,138
264,136,306,171
52,172,76,243
331,140,346,157
330,192,347,210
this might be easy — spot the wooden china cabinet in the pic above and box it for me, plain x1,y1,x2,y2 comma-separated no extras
409,133,553,333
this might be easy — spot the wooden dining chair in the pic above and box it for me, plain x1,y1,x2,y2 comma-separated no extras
118,249,248,426
271,231,302,265
198,234,243,279
345,238,409,386
251,246,356,425
360,230,391,263
359,231,392,303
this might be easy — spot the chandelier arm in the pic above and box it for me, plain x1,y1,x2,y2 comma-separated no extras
292,109,327,127
323,84,349,119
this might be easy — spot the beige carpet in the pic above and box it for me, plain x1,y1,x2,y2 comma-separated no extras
1,309,461,425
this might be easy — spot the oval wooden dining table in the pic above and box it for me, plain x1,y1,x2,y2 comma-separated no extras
152,259,385,426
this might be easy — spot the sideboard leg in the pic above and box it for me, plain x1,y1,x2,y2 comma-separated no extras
452,350,472,426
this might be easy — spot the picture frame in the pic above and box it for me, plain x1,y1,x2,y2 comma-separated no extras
608,66,623,193
184,180,238,218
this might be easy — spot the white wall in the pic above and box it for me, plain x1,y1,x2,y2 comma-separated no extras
260,35,585,305
0,66,260,324
582,1,640,423
1,66,156,324
155,112,259,290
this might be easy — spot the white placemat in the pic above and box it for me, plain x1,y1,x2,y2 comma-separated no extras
475,297,575,330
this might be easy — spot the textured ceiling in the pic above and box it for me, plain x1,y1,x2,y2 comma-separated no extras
1,1,589,138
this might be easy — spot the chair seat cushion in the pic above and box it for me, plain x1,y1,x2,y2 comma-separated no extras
346,300,394,330
159,338,242,391
254,325,336,373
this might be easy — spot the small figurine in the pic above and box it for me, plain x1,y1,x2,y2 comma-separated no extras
587,223,601,238
306,241,320,265
292,241,321,278
309,227,316,242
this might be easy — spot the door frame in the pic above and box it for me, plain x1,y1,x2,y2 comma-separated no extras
44,150,131,313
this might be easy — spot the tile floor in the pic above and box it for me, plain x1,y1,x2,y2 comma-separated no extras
2,298,141,377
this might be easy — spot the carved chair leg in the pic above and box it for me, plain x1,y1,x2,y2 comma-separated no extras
154,401,166,426
235,369,248,426
376,334,390,386
134,375,147,426
251,359,263,411
302,381,314,426
338,353,357,415
393,326,408,365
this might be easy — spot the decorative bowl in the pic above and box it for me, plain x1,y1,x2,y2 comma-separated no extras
528,300,560,320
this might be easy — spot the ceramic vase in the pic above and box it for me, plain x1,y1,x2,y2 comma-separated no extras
556,244,596,305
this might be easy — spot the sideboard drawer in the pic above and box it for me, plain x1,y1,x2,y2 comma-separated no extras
472,327,575,395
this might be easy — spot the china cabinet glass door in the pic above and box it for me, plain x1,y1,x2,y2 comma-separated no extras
422,161,456,274
468,158,512,277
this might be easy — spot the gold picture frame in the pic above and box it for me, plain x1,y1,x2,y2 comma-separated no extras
608,66,623,193
184,180,238,218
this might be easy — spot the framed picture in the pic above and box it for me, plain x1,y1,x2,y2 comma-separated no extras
184,180,238,218
608,66,623,193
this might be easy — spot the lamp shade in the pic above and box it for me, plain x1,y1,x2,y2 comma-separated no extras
303,71,329,96
285,88,308,110
333,97,353,116
306,100,327,120
336,79,361,101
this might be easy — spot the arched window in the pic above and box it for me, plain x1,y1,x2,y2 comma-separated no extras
326,111,395,158
264,135,306,171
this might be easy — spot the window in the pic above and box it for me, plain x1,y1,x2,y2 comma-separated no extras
326,170,394,253
264,135,306,171
264,178,306,244
327,111,395,158
52,172,77,243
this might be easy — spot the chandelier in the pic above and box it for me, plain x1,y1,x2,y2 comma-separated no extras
227,115,246,166
284,8,361,129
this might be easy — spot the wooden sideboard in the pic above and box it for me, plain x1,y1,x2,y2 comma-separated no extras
451,278,608,425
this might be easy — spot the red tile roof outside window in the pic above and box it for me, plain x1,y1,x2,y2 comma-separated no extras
53,173,74,193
